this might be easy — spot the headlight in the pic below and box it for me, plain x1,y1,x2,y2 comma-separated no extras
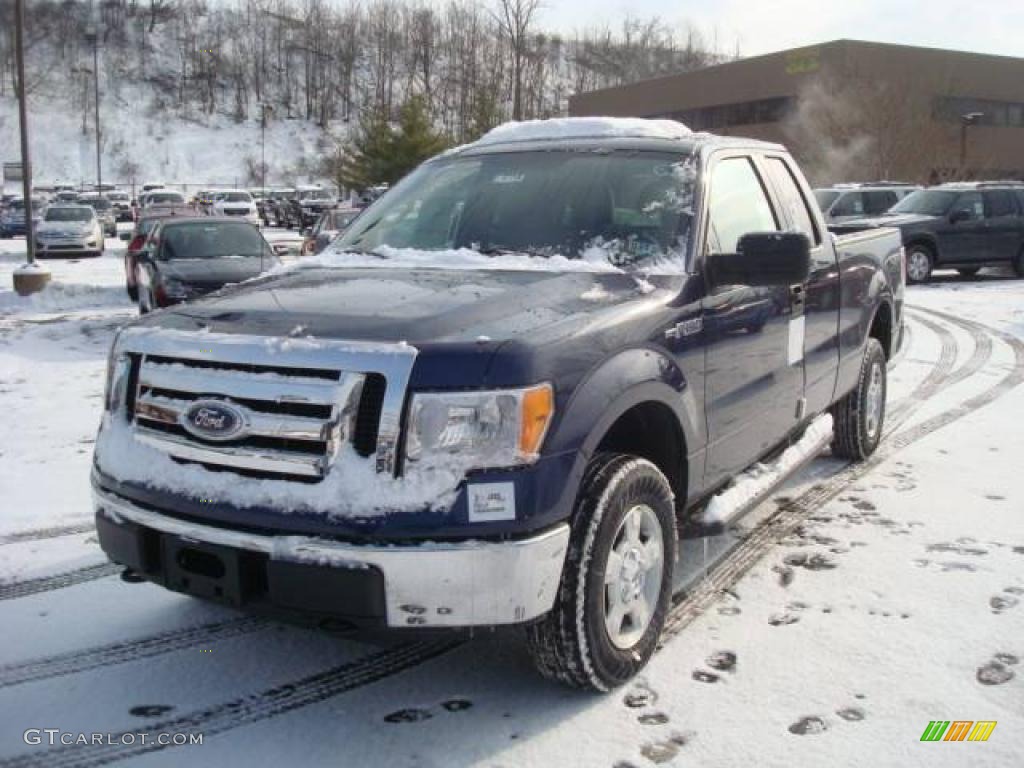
405,383,554,471
103,334,130,414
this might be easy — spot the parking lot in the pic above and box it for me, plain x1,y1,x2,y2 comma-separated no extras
0,235,1020,766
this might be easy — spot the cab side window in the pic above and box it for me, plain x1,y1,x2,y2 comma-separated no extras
763,157,820,245
863,190,897,215
706,157,778,253
984,190,1018,219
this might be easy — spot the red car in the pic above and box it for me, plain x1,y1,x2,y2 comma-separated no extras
121,206,192,300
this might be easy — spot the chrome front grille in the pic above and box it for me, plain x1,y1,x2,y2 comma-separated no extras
114,328,418,481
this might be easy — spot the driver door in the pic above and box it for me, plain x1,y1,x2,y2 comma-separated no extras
702,154,806,489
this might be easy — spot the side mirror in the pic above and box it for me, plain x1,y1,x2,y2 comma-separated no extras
707,232,811,290
119,231,132,241
949,209,971,224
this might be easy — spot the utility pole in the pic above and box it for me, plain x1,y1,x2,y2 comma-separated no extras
85,22,102,192
959,112,984,179
261,103,274,192
12,0,50,296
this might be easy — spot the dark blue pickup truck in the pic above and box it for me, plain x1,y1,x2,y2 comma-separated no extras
93,119,904,689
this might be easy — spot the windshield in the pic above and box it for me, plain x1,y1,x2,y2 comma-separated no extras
45,207,94,222
813,190,841,210
222,192,252,203
335,150,696,271
148,193,184,205
890,190,958,216
159,221,268,260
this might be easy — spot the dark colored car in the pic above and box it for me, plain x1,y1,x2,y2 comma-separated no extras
300,207,359,255
286,187,336,229
133,217,283,313
0,197,44,237
94,122,903,689
830,182,1024,282
263,188,295,228
121,206,194,301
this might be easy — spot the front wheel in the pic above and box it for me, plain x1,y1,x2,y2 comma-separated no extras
526,454,677,691
831,338,887,461
905,245,933,284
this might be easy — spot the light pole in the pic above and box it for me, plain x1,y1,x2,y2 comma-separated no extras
260,103,273,193
12,0,50,295
959,111,984,178
85,22,102,192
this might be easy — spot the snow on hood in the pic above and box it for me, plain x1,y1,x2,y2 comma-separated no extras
94,413,462,518
474,117,692,146
271,243,687,279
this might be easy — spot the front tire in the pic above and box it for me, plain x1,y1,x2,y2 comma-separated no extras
831,338,887,460
526,454,677,690
905,245,933,284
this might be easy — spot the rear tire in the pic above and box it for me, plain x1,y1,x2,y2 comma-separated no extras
905,245,933,284
526,454,677,691
831,338,887,461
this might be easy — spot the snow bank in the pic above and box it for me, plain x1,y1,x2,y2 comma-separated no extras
700,413,834,526
0,281,131,314
94,414,462,518
475,117,691,146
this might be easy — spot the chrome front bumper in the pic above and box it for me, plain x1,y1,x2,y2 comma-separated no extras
93,487,569,628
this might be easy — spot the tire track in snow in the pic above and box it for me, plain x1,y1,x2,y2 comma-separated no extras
0,522,94,546
0,638,463,768
661,308,1020,642
0,617,269,689
0,563,120,602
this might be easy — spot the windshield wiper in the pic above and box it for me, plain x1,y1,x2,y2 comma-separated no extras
473,245,550,259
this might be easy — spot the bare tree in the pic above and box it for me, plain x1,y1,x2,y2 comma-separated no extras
494,0,540,120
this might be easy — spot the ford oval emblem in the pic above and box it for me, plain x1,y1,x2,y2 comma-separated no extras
181,400,246,442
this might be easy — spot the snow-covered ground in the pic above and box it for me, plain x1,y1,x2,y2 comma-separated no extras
0,255,1020,767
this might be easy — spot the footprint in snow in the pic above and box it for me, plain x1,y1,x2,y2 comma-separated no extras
994,653,1019,666
129,705,174,718
977,660,1015,686
638,712,670,725
691,670,720,683
706,651,737,673
851,500,876,511
927,542,988,557
773,565,795,587
384,708,433,724
640,741,680,764
836,707,865,722
1004,586,1024,595
717,605,741,616
990,594,1019,613
784,552,838,571
788,716,829,735
623,682,658,709
768,613,800,627
442,699,473,712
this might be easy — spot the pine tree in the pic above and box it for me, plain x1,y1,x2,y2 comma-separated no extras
332,97,449,192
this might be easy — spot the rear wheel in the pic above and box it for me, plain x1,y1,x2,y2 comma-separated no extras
831,338,887,461
957,267,980,277
526,454,677,690
905,245,933,284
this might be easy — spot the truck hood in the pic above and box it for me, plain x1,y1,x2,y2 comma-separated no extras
143,266,679,347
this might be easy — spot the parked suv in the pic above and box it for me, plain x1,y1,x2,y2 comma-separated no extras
830,182,1024,282
93,119,903,690
814,183,919,223
286,186,336,229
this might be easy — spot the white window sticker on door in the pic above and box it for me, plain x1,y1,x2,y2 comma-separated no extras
468,482,516,522
788,315,806,365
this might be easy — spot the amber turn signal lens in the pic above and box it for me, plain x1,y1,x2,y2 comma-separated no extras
519,383,554,458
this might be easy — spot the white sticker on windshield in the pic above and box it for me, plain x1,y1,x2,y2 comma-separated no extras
492,173,525,184
788,315,806,366
468,482,516,522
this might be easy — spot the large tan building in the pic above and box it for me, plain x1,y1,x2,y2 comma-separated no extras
569,40,1024,185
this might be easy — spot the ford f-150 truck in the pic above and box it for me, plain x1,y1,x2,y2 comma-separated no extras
92,118,904,690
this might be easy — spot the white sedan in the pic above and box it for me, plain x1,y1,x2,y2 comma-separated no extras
211,191,260,224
